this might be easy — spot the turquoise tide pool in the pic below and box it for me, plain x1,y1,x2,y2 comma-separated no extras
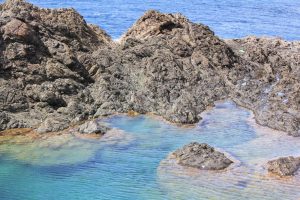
0,101,300,200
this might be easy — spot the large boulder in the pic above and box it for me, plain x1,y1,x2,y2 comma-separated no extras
170,142,233,170
267,156,300,176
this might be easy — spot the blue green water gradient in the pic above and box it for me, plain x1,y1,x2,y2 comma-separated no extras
0,101,300,200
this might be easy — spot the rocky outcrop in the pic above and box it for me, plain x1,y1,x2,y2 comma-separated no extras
227,37,300,136
90,10,238,124
169,142,233,170
0,0,112,131
267,156,300,176
0,0,299,136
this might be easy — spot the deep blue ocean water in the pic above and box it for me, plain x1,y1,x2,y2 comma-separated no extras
1,0,300,40
32,0,300,40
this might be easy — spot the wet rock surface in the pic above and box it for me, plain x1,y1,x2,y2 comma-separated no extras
267,156,300,176
78,120,110,134
170,142,233,170
0,0,299,136
226,37,300,136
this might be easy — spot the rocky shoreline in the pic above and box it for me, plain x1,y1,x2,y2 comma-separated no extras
0,0,299,137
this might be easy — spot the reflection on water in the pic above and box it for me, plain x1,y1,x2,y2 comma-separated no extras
0,101,299,200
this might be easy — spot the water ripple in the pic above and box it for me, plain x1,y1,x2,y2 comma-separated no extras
0,101,300,199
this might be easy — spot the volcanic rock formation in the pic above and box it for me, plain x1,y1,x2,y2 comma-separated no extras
0,0,299,136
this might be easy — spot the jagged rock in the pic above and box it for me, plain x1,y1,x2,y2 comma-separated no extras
170,142,233,170
226,37,300,136
100,9,237,124
0,0,112,132
267,156,300,176
0,112,10,130
78,120,110,134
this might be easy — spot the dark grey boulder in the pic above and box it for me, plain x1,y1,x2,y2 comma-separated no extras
267,156,300,176
171,142,233,170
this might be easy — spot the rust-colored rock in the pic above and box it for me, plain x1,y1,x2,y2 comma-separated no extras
3,19,33,40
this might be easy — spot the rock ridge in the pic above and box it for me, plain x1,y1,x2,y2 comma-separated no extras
0,0,299,136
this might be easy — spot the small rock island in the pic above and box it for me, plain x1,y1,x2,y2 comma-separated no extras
170,142,233,170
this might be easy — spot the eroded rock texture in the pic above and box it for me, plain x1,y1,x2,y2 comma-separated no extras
78,120,110,135
227,37,300,136
0,0,112,131
0,0,299,136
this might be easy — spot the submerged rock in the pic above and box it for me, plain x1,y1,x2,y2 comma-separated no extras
267,156,300,176
78,120,110,135
170,142,233,170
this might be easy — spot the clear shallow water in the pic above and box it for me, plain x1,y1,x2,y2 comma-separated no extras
1,0,299,40
0,101,300,200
